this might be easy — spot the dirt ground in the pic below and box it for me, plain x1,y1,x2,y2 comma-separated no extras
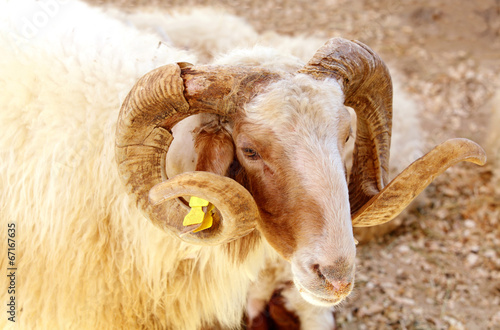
87,0,500,328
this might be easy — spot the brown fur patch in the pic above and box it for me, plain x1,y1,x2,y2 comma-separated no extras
194,122,235,176
193,117,329,261
231,122,302,259
247,289,301,330
193,120,264,264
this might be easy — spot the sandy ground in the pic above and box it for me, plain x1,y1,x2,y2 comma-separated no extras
86,0,500,328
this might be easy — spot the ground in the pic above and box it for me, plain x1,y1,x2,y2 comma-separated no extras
88,0,500,328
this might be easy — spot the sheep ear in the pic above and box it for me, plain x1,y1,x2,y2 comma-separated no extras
193,122,236,176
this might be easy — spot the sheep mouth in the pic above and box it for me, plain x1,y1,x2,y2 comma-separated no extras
293,277,352,307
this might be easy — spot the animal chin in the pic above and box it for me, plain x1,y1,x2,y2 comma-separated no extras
292,277,352,307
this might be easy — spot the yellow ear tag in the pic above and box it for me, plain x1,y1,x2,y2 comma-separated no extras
193,204,215,233
189,196,209,208
183,197,215,232
183,207,205,226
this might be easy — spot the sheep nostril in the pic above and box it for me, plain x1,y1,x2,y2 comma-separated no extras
310,263,354,295
312,264,326,280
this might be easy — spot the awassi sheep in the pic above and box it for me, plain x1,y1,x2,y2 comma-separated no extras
0,1,487,329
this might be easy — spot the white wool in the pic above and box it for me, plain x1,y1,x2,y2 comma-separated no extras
213,46,305,72
259,32,327,63
389,78,425,174
0,1,275,329
108,6,260,63
110,5,326,64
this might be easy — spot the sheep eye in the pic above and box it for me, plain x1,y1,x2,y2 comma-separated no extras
242,148,259,160
345,128,353,143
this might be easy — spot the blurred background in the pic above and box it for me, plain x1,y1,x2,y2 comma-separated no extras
88,0,500,328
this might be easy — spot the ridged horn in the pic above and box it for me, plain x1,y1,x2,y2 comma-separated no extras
149,171,260,244
115,63,280,244
352,138,487,226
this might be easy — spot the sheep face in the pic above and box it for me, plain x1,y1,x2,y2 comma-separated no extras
193,75,357,306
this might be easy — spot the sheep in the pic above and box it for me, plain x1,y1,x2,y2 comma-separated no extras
114,5,490,327
0,1,487,329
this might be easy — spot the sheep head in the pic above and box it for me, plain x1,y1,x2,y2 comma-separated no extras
115,38,486,306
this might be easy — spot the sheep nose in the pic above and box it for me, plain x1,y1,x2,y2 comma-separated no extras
312,262,354,294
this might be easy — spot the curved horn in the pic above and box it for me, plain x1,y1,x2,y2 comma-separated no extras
299,37,393,215
115,63,280,244
352,138,487,227
149,171,260,245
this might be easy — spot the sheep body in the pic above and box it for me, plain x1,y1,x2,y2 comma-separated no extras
0,1,424,328
0,1,277,329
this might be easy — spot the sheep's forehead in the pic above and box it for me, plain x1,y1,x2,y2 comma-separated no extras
244,74,349,143
243,75,353,252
